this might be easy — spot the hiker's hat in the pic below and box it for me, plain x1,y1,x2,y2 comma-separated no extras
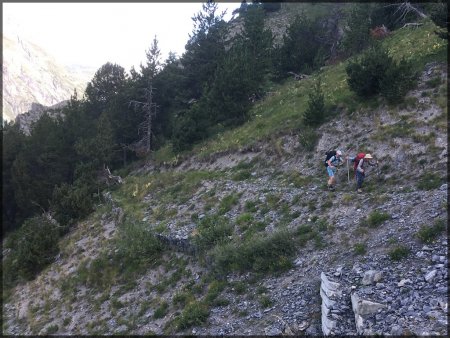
336,150,342,156
364,153,373,159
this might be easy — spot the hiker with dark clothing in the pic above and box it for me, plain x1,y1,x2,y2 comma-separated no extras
325,150,344,190
355,153,373,193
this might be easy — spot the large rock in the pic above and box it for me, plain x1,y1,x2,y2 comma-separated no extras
351,293,386,334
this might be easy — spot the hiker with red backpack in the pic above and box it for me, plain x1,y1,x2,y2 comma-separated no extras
352,153,374,193
324,149,344,190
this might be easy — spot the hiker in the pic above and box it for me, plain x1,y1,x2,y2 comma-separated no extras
325,149,344,190
354,153,373,193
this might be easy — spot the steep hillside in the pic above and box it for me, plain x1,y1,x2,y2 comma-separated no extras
2,20,447,336
2,34,94,122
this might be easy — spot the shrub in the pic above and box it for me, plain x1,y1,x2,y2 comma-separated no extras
175,301,209,330
363,210,391,228
204,280,226,305
259,295,273,308
218,193,240,215
353,243,367,255
3,216,60,283
232,170,252,181
173,291,194,307
388,245,410,261
115,221,163,262
46,325,59,334
416,219,446,243
303,77,327,127
51,182,95,227
416,172,442,190
193,215,233,251
380,58,417,103
346,44,416,103
244,200,258,213
210,230,296,275
298,127,319,152
154,301,169,319
236,213,254,231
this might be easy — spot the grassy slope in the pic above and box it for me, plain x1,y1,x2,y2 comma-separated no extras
3,18,447,336
153,19,446,163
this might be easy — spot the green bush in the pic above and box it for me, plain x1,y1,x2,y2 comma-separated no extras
298,127,319,152
232,170,252,181
416,219,446,243
115,221,163,261
51,182,95,227
346,44,416,103
218,193,240,215
193,215,233,251
303,77,327,127
154,301,169,319
353,243,366,255
3,216,60,283
416,172,443,190
174,301,210,330
210,230,296,275
363,210,391,228
388,245,410,261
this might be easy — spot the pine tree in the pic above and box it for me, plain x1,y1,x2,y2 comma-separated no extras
303,77,326,127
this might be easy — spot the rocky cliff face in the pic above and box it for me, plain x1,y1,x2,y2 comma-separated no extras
14,101,68,136
2,34,94,122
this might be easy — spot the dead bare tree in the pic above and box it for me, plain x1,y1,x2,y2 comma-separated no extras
385,1,427,27
126,35,161,157
129,82,158,155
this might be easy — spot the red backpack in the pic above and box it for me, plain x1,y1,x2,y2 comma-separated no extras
353,153,365,171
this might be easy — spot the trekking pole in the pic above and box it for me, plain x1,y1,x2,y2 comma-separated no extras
347,157,350,184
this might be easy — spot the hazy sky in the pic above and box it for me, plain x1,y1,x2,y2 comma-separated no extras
3,2,240,71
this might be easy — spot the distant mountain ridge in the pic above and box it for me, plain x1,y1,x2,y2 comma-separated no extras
2,34,95,122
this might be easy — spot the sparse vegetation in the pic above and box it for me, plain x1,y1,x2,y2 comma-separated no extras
154,301,169,319
388,245,410,261
363,210,391,228
171,301,210,331
354,243,367,255
416,219,446,243
416,172,443,190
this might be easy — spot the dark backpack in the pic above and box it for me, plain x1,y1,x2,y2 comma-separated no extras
353,153,366,171
324,150,337,167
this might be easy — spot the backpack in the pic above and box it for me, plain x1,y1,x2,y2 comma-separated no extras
324,150,337,167
353,153,366,171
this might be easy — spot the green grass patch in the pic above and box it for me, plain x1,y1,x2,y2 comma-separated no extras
362,211,391,228
416,172,443,190
232,170,252,181
244,200,259,213
283,171,310,188
210,229,296,275
416,219,446,243
353,243,366,255
236,213,254,231
259,295,273,308
204,280,227,305
388,245,410,261
171,301,210,331
193,214,233,251
218,193,240,215
154,301,169,319
230,281,247,295
173,291,195,308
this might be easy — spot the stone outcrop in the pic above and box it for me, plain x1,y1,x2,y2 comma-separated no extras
14,101,68,135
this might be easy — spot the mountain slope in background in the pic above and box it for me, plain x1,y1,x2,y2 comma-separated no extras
2,34,95,122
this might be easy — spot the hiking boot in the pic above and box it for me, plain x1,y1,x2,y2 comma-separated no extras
357,189,362,193
328,185,335,191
